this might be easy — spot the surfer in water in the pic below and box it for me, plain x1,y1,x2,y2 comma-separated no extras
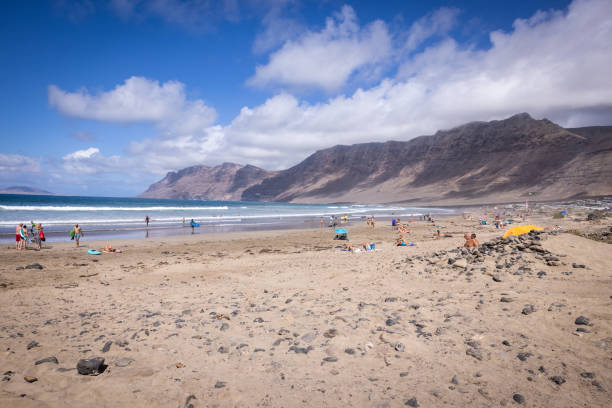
145,215,150,227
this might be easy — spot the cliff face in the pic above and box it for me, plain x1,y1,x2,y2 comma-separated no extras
138,163,275,201
140,114,612,204
240,113,612,204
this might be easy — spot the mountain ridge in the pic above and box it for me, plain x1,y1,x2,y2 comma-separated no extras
140,113,612,204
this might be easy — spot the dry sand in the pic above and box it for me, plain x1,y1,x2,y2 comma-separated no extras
0,213,611,407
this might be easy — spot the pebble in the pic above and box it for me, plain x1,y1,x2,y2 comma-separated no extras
25,264,44,270
466,348,483,360
574,316,590,325
323,329,338,338
102,341,113,353
26,341,39,350
35,357,58,365
451,375,459,385
580,372,595,379
395,343,405,352
76,357,106,376
115,358,134,367
522,305,536,315
512,393,525,404
404,397,419,407
550,376,566,385
322,357,338,363
24,376,38,383
516,352,532,361
214,381,226,389
500,297,514,303
492,275,503,282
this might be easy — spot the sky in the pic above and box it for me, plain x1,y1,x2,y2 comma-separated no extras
1,0,611,197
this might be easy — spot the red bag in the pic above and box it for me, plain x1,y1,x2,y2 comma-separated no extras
40,229,45,241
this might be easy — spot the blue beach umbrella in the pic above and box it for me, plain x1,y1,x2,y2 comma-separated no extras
334,228,348,234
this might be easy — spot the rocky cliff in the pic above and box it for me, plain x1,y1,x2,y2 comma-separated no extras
141,114,612,204
138,163,275,201
240,113,612,204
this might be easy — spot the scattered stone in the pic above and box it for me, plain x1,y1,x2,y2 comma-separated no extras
395,343,405,352
184,395,197,408
301,332,317,344
466,348,483,360
451,375,459,385
289,345,313,354
522,305,536,315
26,341,39,350
24,376,38,383
102,341,113,353
35,357,58,365
492,275,503,282
25,264,43,270
550,376,566,385
513,393,525,404
323,329,338,338
253,317,264,323
516,352,532,362
500,297,514,303
386,318,398,326
580,372,595,379
77,357,106,376
344,348,355,355
404,397,419,407
115,358,134,367
400,372,409,377
322,357,338,363
214,381,226,389
220,323,229,331
502,340,511,346
572,263,585,268
575,316,590,325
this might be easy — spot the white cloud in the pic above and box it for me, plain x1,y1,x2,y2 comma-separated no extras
248,5,392,91
0,153,42,174
62,147,100,160
401,7,460,53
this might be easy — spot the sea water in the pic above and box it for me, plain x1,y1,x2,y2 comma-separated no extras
0,194,456,243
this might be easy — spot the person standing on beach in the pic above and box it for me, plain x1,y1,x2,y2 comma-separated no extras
371,216,376,228
74,224,82,247
16,223,22,250
182,217,185,227
320,217,324,228
145,215,150,227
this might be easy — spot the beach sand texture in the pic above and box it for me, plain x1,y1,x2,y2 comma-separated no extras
1,215,611,407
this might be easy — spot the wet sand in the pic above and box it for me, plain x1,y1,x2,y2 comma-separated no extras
0,212,610,407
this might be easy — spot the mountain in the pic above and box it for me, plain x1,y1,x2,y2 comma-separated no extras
0,186,54,195
240,113,612,204
138,162,276,201
140,114,612,204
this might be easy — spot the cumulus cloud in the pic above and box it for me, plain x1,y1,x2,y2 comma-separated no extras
0,153,42,174
248,5,392,91
401,7,460,53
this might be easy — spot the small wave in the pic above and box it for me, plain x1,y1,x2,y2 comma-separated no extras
0,205,229,211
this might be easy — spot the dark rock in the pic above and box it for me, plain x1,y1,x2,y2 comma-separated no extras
537,271,546,278
323,329,338,338
502,340,511,346
77,357,106,375
184,394,197,408
451,375,459,385
466,348,483,360
400,372,409,377
25,264,43,270
575,316,590,325
322,357,338,363
395,343,405,352
253,317,264,323
576,327,590,333
550,376,566,385
214,381,226,389
102,341,113,353
24,376,38,383
500,297,514,303
522,305,536,315
572,263,585,268
580,372,595,379
26,341,39,350
386,318,398,326
218,346,229,354
513,393,525,404
344,348,355,355
405,397,419,407
35,357,58,365
289,345,313,354
516,352,532,361
492,275,503,282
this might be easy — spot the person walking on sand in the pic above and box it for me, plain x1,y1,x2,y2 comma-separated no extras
371,216,376,228
74,224,82,247
145,215,150,227
20,223,28,250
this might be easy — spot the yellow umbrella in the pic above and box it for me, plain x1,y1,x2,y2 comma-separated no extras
503,225,543,238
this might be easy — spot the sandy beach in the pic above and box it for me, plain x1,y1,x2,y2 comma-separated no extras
1,211,611,407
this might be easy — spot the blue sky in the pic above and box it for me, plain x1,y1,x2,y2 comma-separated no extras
1,0,610,196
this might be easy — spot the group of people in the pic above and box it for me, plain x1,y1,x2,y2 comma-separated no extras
343,241,375,252
365,216,376,228
15,222,45,250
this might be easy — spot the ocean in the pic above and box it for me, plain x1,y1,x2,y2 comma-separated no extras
0,194,456,243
